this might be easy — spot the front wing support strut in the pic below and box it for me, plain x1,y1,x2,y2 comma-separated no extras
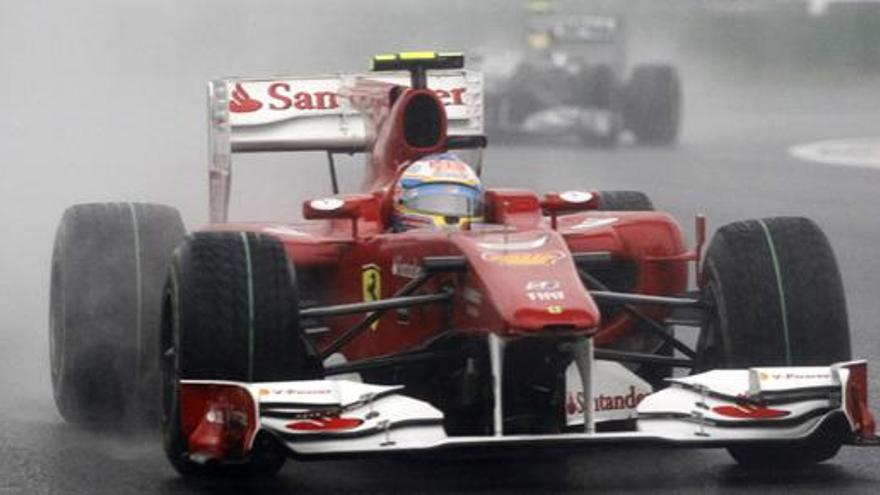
488,335,595,436
572,337,595,433
488,333,505,437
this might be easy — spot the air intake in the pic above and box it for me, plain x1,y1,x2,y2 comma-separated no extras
403,92,443,149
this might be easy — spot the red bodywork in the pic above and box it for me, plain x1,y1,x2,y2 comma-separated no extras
204,77,692,362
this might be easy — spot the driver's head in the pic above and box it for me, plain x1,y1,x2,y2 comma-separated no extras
392,153,484,231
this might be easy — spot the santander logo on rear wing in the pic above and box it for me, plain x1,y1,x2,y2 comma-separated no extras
207,70,483,222
209,70,483,153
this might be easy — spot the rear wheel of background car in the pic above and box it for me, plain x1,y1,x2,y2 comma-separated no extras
578,64,621,147
624,64,681,145
696,217,851,466
50,202,185,425
161,231,322,477
594,191,672,387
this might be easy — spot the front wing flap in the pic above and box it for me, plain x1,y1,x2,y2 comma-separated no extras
255,380,447,455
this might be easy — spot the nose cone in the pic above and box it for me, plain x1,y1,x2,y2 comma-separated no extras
452,230,600,335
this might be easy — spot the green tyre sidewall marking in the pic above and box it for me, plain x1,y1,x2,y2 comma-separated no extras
756,219,792,366
240,233,255,382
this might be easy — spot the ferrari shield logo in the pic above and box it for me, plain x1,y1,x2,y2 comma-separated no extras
362,264,382,330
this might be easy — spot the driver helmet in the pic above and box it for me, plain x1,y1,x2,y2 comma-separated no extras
392,153,485,231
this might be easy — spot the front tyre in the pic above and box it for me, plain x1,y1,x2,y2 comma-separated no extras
161,232,321,477
697,217,851,466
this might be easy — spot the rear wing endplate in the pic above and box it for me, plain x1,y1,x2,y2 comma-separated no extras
207,70,483,222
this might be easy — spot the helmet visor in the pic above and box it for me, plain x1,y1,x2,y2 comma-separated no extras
401,183,484,218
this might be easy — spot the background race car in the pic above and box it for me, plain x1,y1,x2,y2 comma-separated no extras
483,0,682,146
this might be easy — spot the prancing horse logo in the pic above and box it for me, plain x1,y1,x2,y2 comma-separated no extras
362,264,381,330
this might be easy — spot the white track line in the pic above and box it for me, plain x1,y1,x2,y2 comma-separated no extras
789,137,880,169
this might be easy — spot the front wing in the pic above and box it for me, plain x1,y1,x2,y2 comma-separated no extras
178,360,875,462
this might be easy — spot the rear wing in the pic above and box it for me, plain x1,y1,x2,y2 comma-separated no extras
207,70,484,222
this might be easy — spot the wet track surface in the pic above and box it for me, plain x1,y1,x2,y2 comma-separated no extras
2,77,880,493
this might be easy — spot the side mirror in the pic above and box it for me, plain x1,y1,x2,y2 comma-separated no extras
303,197,362,220
541,191,598,229
303,194,377,238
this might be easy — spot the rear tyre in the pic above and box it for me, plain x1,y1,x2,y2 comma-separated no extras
161,232,322,477
624,64,681,145
50,203,185,425
696,217,851,465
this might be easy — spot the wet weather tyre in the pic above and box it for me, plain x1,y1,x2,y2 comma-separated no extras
625,64,681,145
696,217,851,465
595,191,654,211
161,232,321,477
50,202,185,425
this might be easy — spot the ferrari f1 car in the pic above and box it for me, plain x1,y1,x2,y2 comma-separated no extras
49,52,874,477
483,4,681,146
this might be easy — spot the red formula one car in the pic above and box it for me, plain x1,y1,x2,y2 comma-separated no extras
49,52,876,477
